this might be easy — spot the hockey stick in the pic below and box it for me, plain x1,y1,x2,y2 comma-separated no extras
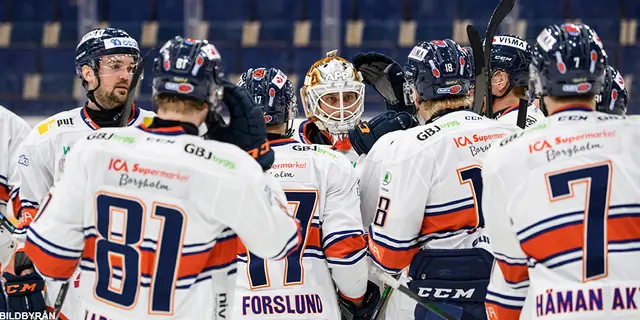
484,0,516,119
370,273,400,320
467,25,486,115
119,48,155,127
369,266,458,320
516,98,528,129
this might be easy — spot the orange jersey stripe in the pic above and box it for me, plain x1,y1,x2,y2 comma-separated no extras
11,193,21,220
486,302,522,320
368,236,417,272
17,207,38,229
421,206,477,235
522,216,640,262
496,260,529,284
204,236,237,271
84,235,233,279
238,225,320,256
324,234,366,259
24,240,78,279
0,184,9,202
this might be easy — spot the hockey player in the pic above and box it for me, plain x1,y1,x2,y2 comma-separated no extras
487,34,545,127
596,65,628,115
482,23,640,320
11,27,155,317
0,106,30,270
363,39,521,320
297,50,366,164
233,66,379,319
24,36,301,319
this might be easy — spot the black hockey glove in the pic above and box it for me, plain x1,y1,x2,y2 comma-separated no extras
205,79,274,171
339,281,381,320
351,52,416,114
3,271,46,312
348,110,418,156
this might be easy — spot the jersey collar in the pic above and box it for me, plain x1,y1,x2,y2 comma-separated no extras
495,103,519,118
137,117,199,136
269,138,298,147
549,105,594,116
80,105,140,130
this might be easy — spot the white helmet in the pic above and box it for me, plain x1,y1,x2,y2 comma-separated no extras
301,50,365,135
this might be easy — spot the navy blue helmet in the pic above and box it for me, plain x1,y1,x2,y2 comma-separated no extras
152,36,225,108
404,39,473,102
596,66,628,115
462,46,476,92
75,27,141,80
530,23,607,98
490,34,532,89
238,67,297,137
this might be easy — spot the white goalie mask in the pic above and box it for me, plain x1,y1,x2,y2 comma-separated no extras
301,50,365,135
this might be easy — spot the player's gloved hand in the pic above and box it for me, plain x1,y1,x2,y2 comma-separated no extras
351,52,416,114
338,281,381,320
348,110,418,156
3,271,46,312
205,78,274,171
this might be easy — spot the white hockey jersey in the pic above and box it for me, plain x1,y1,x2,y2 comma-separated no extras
482,107,640,320
294,119,359,165
496,104,546,128
362,110,521,318
232,138,368,319
0,106,30,268
24,122,301,320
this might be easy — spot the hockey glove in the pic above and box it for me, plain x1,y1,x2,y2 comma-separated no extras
3,271,46,312
348,110,418,156
351,52,416,114
205,79,274,171
339,281,381,320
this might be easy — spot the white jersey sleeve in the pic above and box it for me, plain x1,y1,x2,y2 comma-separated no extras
319,146,368,300
482,163,528,319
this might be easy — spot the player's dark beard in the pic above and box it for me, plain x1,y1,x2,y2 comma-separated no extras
85,80,131,127
95,81,129,110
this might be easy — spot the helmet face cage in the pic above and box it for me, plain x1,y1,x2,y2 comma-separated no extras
530,23,607,98
302,51,365,135
239,67,298,137
404,40,473,103
75,28,141,81
152,36,225,110
596,66,628,115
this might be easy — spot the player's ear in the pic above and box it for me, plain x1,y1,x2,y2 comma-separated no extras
82,65,96,86
491,70,508,93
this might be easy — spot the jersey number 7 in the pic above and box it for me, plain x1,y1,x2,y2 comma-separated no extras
247,190,318,288
545,161,612,281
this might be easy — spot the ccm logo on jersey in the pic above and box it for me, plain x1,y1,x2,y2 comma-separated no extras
417,287,476,300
